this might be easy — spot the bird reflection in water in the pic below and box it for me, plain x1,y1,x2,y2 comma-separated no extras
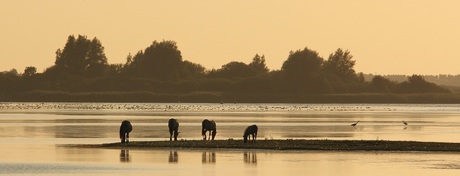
244,151,257,164
169,150,178,163
202,151,216,164
120,149,130,162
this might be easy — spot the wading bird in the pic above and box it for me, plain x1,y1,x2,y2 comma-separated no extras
351,121,359,126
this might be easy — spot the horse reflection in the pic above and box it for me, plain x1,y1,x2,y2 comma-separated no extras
244,151,257,164
169,150,178,163
120,149,130,162
202,151,216,164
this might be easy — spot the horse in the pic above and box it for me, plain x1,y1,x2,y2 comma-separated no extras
168,118,179,141
243,125,258,143
119,120,132,143
202,119,217,140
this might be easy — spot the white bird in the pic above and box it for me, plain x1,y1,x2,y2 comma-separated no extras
403,121,408,125
351,121,359,126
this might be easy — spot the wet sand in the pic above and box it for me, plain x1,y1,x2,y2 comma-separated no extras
74,139,460,152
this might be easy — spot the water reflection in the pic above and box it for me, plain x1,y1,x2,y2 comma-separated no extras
244,151,257,164
120,149,130,162
202,151,216,164
169,150,178,163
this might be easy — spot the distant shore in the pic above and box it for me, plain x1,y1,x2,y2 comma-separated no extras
73,139,460,152
3,91,460,104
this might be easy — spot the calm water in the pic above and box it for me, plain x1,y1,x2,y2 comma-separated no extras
1,103,460,175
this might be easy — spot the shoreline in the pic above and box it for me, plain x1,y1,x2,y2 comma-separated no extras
69,139,460,152
4,92,460,104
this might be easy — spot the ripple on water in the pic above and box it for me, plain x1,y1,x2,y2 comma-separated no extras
0,162,138,174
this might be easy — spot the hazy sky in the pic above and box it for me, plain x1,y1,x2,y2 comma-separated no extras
1,1,459,75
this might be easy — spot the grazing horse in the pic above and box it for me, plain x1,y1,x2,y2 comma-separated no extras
119,120,132,143
243,125,258,143
168,118,180,141
202,119,217,140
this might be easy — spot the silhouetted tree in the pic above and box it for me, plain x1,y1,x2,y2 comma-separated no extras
281,47,324,93
396,75,450,93
52,35,108,77
0,69,20,92
249,54,269,75
370,75,396,92
106,64,124,76
125,40,183,81
0,69,19,78
23,66,37,77
324,48,357,82
217,61,255,79
180,60,206,79
85,38,109,76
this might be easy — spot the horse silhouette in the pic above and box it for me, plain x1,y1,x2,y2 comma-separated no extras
119,120,132,143
243,125,258,143
202,119,217,140
168,118,179,141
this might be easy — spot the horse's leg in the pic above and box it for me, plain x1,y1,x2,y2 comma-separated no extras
174,130,178,141
208,131,211,140
126,132,130,143
212,130,216,140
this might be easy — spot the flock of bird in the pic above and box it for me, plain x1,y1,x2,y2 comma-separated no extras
0,103,395,112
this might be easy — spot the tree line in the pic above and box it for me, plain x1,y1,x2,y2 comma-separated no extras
364,74,460,88
0,35,452,102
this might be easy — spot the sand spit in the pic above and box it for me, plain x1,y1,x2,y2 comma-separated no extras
71,139,460,152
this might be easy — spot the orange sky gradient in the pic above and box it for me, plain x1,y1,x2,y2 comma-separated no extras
1,1,459,75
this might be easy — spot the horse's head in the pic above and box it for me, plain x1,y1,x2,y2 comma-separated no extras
202,129,206,136
243,135,248,143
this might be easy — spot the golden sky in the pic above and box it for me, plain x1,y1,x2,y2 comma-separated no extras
1,1,459,75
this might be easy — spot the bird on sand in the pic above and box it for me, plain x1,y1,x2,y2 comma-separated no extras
351,121,359,126
403,121,408,125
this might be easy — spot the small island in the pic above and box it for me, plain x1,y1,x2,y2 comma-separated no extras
75,139,460,152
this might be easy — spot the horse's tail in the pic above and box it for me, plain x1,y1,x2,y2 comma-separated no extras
211,120,217,140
